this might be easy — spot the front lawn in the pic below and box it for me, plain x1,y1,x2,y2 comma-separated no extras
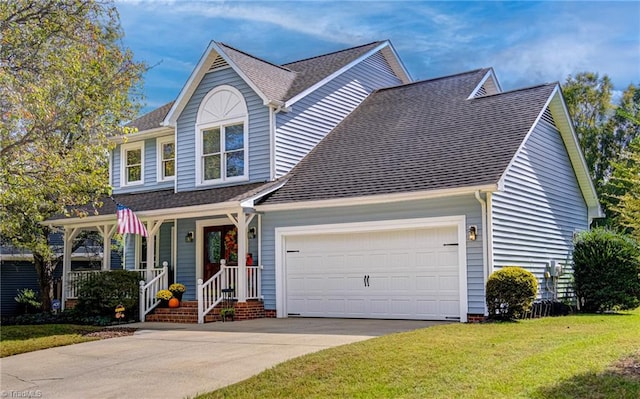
1,324,106,357
198,310,640,399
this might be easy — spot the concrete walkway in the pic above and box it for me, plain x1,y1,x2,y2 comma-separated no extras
0,318,446,399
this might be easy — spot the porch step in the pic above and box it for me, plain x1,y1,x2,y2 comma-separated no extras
144,301,217,323
143,299,268,323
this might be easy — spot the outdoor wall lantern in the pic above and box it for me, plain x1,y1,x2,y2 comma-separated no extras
468,225,478,241
248,227,257,239
185,231,194,243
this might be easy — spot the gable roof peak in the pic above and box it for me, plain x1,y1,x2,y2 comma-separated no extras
215,41,294,73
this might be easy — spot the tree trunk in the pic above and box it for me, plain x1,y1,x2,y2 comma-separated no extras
33,253,58,312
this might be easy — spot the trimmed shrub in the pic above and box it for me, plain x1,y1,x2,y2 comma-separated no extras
486,266,539,320
74,270,140,319
573,228,640,312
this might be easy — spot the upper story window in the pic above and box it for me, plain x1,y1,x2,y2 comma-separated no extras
121,141,144,186
196,85,248,185
157,136,175,181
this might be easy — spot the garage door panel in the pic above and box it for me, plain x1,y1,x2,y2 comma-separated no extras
285,225,461,320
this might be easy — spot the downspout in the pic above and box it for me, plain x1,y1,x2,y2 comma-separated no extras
474,191,489,283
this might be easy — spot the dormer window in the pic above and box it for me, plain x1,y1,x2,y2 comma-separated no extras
121,141,144,186
196,85,248,185
157,137,175,181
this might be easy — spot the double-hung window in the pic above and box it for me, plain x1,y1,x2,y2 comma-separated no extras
201,123,245,182
157,137,175,181
121,142,144,186
196,85,248,185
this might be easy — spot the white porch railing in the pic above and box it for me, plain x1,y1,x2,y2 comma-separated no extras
197,261,262,323
138,266,168,322
66,268,164,299
197,260,227,324
66,271,102,299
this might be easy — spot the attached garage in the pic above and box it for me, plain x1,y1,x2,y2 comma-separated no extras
275,217,468,322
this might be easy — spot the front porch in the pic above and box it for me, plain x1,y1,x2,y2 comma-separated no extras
47,187,278,323
64,261,265,323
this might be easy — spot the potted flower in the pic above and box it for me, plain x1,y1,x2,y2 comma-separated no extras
220,308,235,322
168,283,186,301
156,289,173,307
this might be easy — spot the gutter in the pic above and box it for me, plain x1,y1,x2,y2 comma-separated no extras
475,190,490,284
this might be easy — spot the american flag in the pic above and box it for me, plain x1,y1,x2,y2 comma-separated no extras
116,204,148,237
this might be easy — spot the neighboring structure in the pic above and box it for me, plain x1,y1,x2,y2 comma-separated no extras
0,236,121,317
44,40,600,323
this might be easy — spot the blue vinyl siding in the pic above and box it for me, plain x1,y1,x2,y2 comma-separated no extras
112,137,174,194
1,261,63,317
491,119,588,299
260,195,485,315
176,218,197,300
123,234,137,269
275,51,403,177
175,68,270,192
158,222,174,268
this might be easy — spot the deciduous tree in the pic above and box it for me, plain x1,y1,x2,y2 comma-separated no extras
0,0,145,310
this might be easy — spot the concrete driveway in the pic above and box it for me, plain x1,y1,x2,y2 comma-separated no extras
0,318,446,399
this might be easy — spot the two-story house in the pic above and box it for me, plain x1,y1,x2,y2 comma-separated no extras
46,40,600,323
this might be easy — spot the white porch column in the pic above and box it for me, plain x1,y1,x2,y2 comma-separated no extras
237,211,247,302
145,219,164,282
61,227,80,311
97,224,117,271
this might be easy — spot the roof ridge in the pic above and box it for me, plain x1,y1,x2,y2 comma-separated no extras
472,82,557,99
372,68,490,93
281,40,385,66
216,41,295,73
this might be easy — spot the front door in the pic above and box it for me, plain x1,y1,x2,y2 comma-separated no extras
203,225,238,281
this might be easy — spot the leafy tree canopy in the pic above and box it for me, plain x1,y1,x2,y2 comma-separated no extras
0,0,145,309
562,74,639,225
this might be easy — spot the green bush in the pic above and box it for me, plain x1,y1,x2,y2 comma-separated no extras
75,270,140,319
573,228,640,312
486,266,539,320
14,288,42,314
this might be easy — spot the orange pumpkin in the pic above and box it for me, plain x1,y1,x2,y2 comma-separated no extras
168,297,180,308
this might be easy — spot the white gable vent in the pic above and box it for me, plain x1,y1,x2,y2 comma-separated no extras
474,86,487,97
541,108,556,126
208,54,229,72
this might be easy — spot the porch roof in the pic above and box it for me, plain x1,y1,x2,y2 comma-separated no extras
48,181,274,223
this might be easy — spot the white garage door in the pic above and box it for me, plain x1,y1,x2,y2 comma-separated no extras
285,225,461,320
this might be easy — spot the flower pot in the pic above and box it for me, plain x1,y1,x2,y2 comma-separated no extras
170,291,183,301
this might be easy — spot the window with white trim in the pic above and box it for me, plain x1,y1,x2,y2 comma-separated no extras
121,142,144,186
196,85,248,185
157,136,175,181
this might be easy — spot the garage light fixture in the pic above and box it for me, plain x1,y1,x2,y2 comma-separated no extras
468,225,477,241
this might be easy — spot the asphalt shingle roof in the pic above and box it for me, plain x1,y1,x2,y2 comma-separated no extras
126,41,387,131
48,181,277,221
126,101,174,131
260,69,557,204
281,41,384,101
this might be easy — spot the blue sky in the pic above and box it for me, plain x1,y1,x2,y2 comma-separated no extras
115,1,640,113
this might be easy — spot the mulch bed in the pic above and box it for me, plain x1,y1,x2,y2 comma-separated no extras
82,327,137,339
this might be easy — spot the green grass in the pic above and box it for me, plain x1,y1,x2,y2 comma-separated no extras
0,324,101,357
198,310,640,399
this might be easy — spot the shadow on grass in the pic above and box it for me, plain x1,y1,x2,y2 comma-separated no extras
536,371,640,399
